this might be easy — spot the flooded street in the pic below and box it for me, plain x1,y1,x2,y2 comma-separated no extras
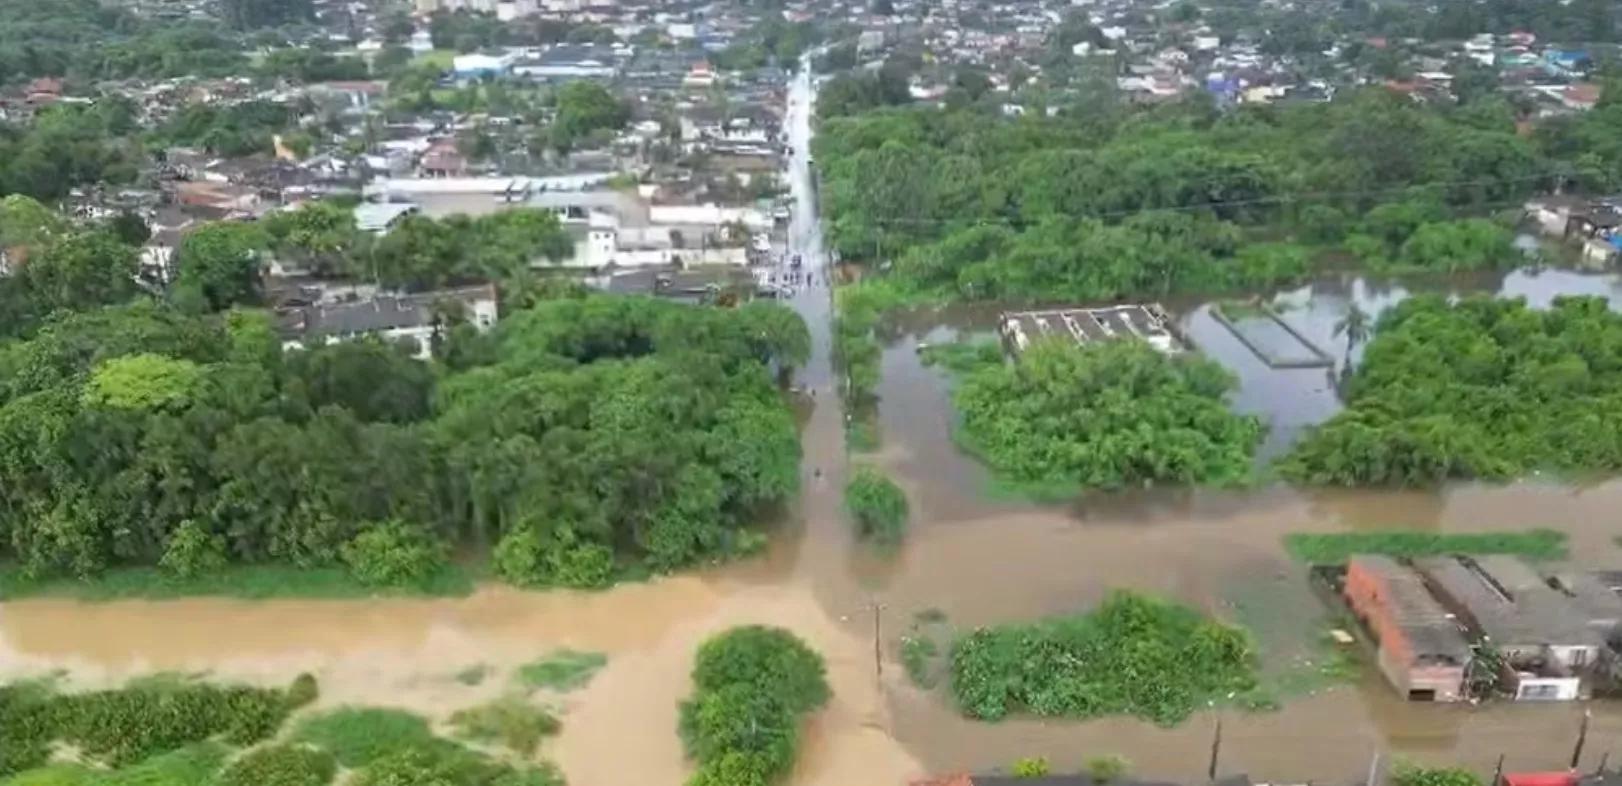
8,68,1622,785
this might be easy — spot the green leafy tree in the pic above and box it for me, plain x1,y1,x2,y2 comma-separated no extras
174,222,271,311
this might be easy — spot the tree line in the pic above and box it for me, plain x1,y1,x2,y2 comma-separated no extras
810,83,1622,301
0,208,809,587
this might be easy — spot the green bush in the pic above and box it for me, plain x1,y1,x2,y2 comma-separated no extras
678,626,829,786
691,626,829,714
448,696,561,755
515,650,608,692
492,530,614,589
291,708,435,767
339,521,448,588
1087,755,1130,782
217,745,336,786
1011,757,1049,777
350,747,562,786
286,673,319,709
1393,765,1484,786
1283,530,1567,564
843,465,908,544
950,591,1256,726
158,520,228,579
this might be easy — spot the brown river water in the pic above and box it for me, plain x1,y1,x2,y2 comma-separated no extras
7,74,1622,783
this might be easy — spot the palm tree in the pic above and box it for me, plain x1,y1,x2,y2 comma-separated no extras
1333,304,1371,355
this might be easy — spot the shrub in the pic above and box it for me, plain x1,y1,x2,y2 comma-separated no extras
448,696,561,755
493,530,613,589
551,543,614,589
339,521,447,588
843,466,908,544
291,708,435,767
286,673,319,709
515,650,608,692
350,747,562,786
217,745,337,786
493,529,549,588
691,626,829,714
1393,765,1484,786
1087,755,1130,782
158,520,228,579
1012,757,1049,778
950,591,1256,726
678,626,829,786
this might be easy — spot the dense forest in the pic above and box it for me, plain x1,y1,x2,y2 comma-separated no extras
1283,295,1622,485
950,340,1263,490
813,83,1622,301
0,292,808,588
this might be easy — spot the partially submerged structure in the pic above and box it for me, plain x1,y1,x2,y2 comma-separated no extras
1343,555,1472,702
998,304,1183,357
1416,556,1615,701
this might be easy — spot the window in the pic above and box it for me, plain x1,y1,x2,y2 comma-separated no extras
1570,649,1589,667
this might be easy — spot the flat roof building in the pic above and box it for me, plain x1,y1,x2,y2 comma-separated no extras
998,305,1182,356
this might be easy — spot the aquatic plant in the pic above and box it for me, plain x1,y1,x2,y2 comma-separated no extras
949,591,1257,726
515,649,608,693
448,696,561,756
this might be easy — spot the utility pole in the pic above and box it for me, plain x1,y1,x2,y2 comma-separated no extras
1365,750,1382,786
1573,709,1592,770
870,599,886,680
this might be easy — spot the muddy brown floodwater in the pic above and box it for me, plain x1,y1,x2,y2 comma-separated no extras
8,77,1622,784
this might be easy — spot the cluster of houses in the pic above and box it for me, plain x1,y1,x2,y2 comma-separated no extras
1526,196,1622,265
1341,554,1622,703
830,0,1607,115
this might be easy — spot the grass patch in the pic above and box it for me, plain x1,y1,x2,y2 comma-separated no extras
1283,529,1567,565
514,650,607,693
448,696,561,756
0,563,475,602
290,708,436,767
454,664,491,687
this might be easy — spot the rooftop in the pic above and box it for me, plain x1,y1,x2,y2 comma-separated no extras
1349,554,1471,661
1415,556,1606,649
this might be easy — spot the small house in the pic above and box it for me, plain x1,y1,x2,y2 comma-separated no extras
1416,556,1608,701
1343,555,1471,702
